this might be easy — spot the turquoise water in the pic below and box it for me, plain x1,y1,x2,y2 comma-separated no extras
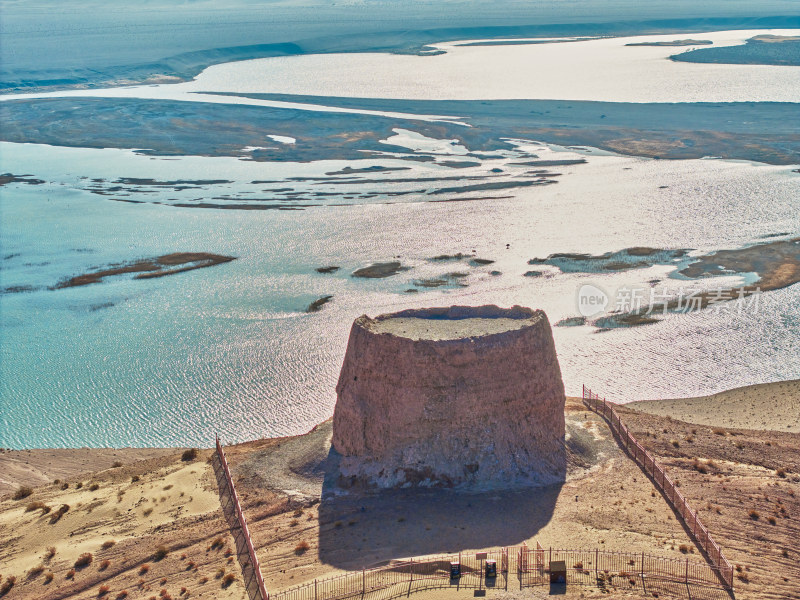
2,142,799,448
3,20,800,448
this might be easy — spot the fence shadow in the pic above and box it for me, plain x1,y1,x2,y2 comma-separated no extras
317,446,564,570
212,452,267,600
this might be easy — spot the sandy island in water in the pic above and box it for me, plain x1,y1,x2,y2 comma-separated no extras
53,253,236,289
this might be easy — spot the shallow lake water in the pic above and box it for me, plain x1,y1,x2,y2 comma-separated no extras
1,141,798,448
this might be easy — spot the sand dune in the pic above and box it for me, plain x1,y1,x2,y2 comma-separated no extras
626,379,800,433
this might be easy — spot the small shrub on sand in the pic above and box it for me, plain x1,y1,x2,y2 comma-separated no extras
290,519,299,527
101,540,116,550
99,560,111,571
89,483,100,491
75,553,94,568
76,482,83,489
670,439,680,448
66,569,76,580
44,572,54,583
49,504,70,524
139,564,151,575
27,564,45,579
713,428,726,436
215,568,225,580
0,575,17,596
181,448,198,462
115,592,128,599
776,468,787,478
678,544,689,554
154,546,169,561
767,516,777,525
131,475,140,483
45,546,56,560
112,461,123,468
199,576,208,584
573,561,583,569
12,486,33,500
143,507,154,517
98,584,110,596
25,501,49,514
210,537,225,550
61,482,69,490
294,541,310,555
293,508,304,517
222,573,236,587
159,578,167,585
749,509,760,520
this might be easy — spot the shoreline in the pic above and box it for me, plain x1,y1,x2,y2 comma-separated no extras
3,379,797,494
3,16,799,96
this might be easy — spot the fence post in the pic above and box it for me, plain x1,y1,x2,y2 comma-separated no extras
595,548,599,578
314,578,318,600
410,558,413,582
685,558,689,583
362,567,365,594
641,552,645,579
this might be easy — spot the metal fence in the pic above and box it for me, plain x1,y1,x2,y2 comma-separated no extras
582,385,735,590
271,543,728,600
215,436,270,600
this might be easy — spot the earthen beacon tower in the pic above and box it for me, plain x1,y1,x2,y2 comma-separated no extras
332,305,566,488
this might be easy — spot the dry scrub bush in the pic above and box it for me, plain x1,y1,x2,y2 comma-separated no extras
0,575,17,596
75,553,94,568
27,564,45,579
12,486,33,500
154,545,169,561
49,504,70,524
294,541,310,555
749,509,760,520
89,483,100,491
25,501,49,514
222,573,236,587
66,569,76,579
99,584,110,596
139,564,151,575
102,540,116,550
99,560,111,571
44,572,54,583
181,448,198,461
210,537,225,550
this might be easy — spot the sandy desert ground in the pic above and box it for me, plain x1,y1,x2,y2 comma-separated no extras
0,382,798,600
